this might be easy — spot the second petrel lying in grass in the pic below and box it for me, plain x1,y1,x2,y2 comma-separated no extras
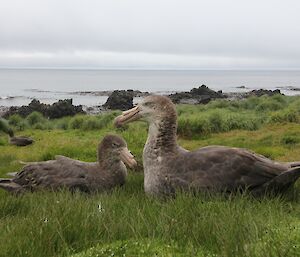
8,128,34,146
0,118,34,146
0,134,136,194
115,95,300,197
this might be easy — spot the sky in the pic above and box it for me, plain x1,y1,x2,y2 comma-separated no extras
0,0,300,69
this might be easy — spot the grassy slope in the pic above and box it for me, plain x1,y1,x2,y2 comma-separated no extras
1,96,300,257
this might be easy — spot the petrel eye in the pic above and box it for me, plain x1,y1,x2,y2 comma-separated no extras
112,142,119,147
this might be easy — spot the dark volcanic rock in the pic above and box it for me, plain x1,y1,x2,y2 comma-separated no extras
3,99,84,119
71,89,150,97
3,99,47,118
127,89,150,97
27,99,47,114
169,85,225,104
224,89,283,100
103,90,134,110
277,86,300,91
45,99,84,119
247,89,282,97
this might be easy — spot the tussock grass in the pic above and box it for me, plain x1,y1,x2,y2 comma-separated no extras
26,111,46,126
177,95,300,138
0,118,12,135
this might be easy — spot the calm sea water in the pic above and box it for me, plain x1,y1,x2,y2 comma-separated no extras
0,69,300,107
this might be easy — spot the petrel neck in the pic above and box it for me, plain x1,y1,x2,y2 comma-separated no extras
146,114,178,155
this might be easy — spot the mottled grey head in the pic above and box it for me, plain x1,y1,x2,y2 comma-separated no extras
98,134,136,168
114,95,177,126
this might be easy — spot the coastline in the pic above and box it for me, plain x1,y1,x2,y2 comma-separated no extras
1,69,300,108
1,85,300,107
1,86,299,118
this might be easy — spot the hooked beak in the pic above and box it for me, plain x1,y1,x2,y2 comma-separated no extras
114,106,141,127
120,147,137,168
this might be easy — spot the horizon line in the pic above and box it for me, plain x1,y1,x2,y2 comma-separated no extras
1,67,300,71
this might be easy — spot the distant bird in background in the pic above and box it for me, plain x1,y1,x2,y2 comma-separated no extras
0,118,34,146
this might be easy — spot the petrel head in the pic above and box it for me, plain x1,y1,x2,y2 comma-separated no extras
98,134,137,168
114,95,176,127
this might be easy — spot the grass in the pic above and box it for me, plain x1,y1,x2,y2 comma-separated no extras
1,95,300,256
177,94,300,138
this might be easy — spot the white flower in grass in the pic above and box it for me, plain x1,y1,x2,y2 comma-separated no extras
97,203,104,213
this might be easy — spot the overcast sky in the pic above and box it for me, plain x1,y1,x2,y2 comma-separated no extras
1,0,300,69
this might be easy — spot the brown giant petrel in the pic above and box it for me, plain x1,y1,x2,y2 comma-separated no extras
115,95,300,197
0,134,136,194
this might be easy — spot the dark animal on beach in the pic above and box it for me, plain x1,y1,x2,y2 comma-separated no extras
115,95,300,197
0,134,136,194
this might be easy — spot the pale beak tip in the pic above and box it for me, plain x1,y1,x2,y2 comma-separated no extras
132,159,137,167
127,156,137,169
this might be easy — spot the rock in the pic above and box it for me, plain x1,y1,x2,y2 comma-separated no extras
3,99,84,119
45,99,84,119
169,85,225,104
224,89,283,100
277,86,300,91
3,99,46,118
247,89,282,97
126,89,150,97
70,89,150,97
190,85,224,99
103,89,150,111
103,90,134,110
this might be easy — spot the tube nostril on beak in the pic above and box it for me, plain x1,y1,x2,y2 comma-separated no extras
114,105,141,128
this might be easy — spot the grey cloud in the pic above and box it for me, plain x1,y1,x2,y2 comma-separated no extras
0,0,300,68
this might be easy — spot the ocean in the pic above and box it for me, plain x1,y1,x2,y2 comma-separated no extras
0,69,300,107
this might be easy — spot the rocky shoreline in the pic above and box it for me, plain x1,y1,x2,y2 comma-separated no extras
0,86,288,118
69,89,150,98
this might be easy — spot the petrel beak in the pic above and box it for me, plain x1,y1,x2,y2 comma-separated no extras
120,147,137,168
114,106,141,127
